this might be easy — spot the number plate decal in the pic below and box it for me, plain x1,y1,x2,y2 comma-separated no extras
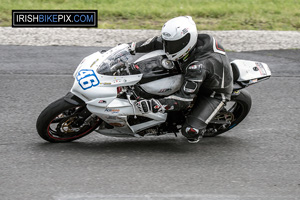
255,62,267,76
76,69,100,90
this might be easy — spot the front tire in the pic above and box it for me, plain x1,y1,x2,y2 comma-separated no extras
36,97,101,143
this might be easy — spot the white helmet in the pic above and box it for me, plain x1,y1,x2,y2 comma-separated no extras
161,16,198,61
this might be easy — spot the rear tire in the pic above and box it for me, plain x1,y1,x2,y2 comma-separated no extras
204,89,252,137
36,97,101,143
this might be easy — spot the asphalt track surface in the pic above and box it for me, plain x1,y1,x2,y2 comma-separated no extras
0,45,299,200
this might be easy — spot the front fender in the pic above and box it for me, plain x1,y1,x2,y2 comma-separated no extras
64,92,85,106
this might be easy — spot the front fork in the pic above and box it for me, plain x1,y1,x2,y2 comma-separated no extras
63,92,99,128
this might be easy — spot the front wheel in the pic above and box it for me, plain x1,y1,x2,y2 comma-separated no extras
36,97,101,143
204,89,252,137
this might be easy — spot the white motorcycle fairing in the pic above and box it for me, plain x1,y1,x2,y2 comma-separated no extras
231,59,271,84
71,44,168,137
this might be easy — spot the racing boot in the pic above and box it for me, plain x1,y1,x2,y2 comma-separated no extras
184,127,203,144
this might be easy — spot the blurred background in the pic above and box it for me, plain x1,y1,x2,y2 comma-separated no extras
1,0,300,30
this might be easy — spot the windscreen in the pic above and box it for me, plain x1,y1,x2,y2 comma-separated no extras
96,48,133,75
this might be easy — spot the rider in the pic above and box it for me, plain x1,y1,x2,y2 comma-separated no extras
129,16,233,143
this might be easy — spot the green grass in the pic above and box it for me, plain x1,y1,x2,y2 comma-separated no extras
1,0,300,30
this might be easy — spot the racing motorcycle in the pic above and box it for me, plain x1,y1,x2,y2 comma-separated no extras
36,44,271,142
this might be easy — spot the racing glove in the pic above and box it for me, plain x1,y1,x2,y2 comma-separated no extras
128,42,136,55
136,99,165,114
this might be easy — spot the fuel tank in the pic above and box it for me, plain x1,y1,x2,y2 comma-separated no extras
134,54,183,97
139,74,183,96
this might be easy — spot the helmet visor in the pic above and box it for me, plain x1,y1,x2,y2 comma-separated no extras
163,33,191,55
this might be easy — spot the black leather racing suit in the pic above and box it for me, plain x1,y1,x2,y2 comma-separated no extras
135,34,233,138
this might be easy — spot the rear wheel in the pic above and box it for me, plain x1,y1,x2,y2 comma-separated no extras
204,89,252,137
36,97,101,143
